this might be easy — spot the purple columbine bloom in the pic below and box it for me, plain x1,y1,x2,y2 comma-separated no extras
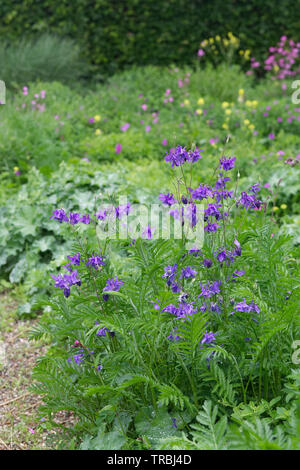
67,253,81,266
159,193,177,206
180,266,197,279
142,225,153,240
219,156,236,171
203,258,213,268
186,148,204,163
94,210,108,220
200,331,216,345
171,417,178,428
69,212,81,225
191,183,214,200
205,222,220,233
50,208,69,223
68,350,85,365
162,264,177,283
233,299,260,314
233,240,242,257
86,254,105,269
80,214,91,224
164,145,189,168
103,277,124,292
115,203,131,219
150,299,161,310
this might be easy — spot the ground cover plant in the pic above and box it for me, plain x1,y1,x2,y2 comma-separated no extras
0,32,300,450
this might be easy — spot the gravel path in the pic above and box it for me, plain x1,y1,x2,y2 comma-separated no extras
0,291,74,450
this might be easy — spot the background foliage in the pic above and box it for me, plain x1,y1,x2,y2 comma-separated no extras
1,0,300,76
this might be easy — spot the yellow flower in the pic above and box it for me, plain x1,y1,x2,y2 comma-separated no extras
222,123,228,129
13,166,19,172
225,109,231,115
215,35,221,42
244,49,251,60
238,88,244,95
222,101,229,108
94,115,101,122
273,206,279,212
223,39,229,46
197,98,205,105
196,109,203,115
95,129,102,135
248,124,255,130
209,37,214,44
280,204,287,210
201,39,208,47
183,99,190,106
244,119,250,126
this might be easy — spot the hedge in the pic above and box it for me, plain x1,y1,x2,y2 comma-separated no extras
1,0,300,76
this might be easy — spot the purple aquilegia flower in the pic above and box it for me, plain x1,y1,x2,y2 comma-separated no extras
164,145,189,168
204,222,220,233
168,330,180,342
171,417,178,428
94,210,108,220
50,208,69,223
180,266,197,279
115,203,131,219
237,192,261,210
150,299,161,310
142,225,154,240
103,277,124,292
51,269,81,298
68,350,85,366
233,299,260,314
199,281,221,299
203,258,213,268
219,156,236,171
86,254,105,269
191,183,214,200
249,184,260,194
69,212,81,225
232,240,242,257
67,253,81,266
200,331,216,345
159,193,177,206
186,148,204,163
162,264,177,284
80,214,91,224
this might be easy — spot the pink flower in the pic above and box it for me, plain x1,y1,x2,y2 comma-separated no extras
268,132,275,140
115,144,122,154
121,123,130,132
145,125,151,132
198,49,205,57
178,79,184,88
23,86,28,96
162,139,168,146
141,104,147,111
165,89,171,96
40,90,46,99
89,117,95,123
